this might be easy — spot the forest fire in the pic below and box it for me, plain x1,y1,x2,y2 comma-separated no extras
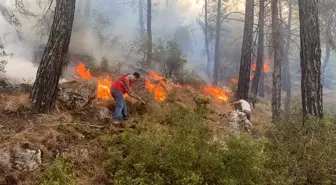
74,62,93,80
97,76,113,100
251,63,270,72
73,62,112,100
73,62,229,103
231,78,238,84
145,72,169,101
203,86,229,102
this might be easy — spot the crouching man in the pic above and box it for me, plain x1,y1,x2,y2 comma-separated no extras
110,72,145,124
231,99,252,122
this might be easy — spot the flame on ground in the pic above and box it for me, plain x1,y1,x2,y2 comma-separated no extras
145,72,168,101
97,76,113,100
174,83,182,88
203,86,229,102
73,62,112,100
74,62,93,80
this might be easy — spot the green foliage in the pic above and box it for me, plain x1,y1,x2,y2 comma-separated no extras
221,135,266,185
153,40,187,79
39,158,78,185
264,117,336,185
193,95,210,115
102,107,266,185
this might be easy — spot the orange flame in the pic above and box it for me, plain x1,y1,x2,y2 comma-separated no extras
174,83,182,88
145,72,168,101
251,63,270,72
264,64,270,72
73,62,112,100
203,86,229,102
97,76,113,100
74,62,93,79
231,78,238,84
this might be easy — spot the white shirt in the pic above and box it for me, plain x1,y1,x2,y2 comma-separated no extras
239,99,251,112
125,74,135,81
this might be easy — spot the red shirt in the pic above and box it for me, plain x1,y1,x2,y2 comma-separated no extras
111,73,137,94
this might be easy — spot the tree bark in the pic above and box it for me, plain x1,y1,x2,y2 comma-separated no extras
139,0,145,37
147,0,152,68
321,44,330,85
251,0,265,96
298,0,323,118
212,0,221,86
271,0,281,122
205,0,211,77
30,0,76,113
236,0,254,100
259,72,265,97
283,0,292,113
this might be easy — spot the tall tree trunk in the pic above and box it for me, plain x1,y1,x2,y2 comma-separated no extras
205,0,211,77
271,0,281,122
139,0,145,37
321,44,330,84
259,72,265,96
212,0,221,86
147,0,152,68
236,0,254,100
30,0,76,113
283,0,292,112
298,0,323,118
251,0,265,96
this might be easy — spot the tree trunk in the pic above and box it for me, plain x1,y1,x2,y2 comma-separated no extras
212,0,221,86
283,0,292,112
139,0,145,37
205,0,211,77
251,0,265,96
271,0,281,122
147,0,152,68
30,0,76,113
298,0,323,118
321,44,330,84
236,0,254,100
259,72,265,96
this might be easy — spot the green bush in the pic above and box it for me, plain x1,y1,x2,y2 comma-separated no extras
102,107,266,185
264,117,336,185
39,157,78,185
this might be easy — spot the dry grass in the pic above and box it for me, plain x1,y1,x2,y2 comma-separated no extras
0,76,274,184
0,93,30,112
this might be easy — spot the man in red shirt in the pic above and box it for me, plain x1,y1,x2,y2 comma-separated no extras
110,72,144,124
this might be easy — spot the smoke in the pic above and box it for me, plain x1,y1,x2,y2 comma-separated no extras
0,0,245,83
0,7,39,83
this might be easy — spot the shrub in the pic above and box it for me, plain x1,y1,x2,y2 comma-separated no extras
39,157,79,185
264,117,336,185
102,107,266,185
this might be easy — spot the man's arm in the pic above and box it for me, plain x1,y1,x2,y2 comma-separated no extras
122,75,133,93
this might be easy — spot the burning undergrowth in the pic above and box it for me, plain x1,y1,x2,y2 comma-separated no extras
55,61,235,122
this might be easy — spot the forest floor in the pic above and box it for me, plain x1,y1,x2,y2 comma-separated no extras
2,74,336,184
0,80,273,184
